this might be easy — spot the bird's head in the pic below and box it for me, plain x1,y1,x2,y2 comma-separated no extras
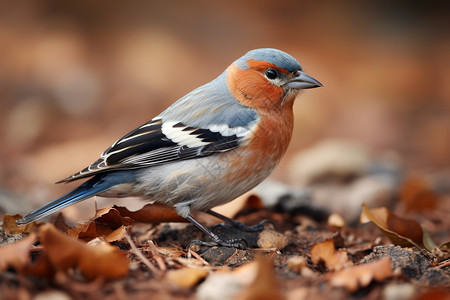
226,48,322,110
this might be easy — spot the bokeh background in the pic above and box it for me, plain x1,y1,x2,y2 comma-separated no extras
1,1,449,213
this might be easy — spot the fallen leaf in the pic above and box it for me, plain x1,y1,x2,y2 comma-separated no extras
197,262,258,300
361,203,424,249
329,257,393,292
155,246,185,258
422,228,438,252
93,206,134,227
235,256,284,300
413,288,450,300
74,222,128,242
38,224,129,281
0,233,36,272
310,239,352,271
213,193,264,219
65,207,133,241
439,241,450,251
166,267,209,289
33,291,72,300
103,225,128,243
246,194,265,210
114,203,186,223
3,214,40,234
435,240,450,261
399,176,438,213
286,256,315,277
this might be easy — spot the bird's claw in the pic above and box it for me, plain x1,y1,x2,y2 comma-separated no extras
187,238,248,250
212,219,274,232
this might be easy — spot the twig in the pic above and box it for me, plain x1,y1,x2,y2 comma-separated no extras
147,240,167,271
436,259,450,269
125,233,162,277
188,249,210,266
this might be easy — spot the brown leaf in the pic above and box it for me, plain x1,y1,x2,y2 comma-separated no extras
103,225,128,243
23,250,55,279
155,246,185,258
329,257,393,291
386,212,424,247
361,203,424,249
66,207,133,241
166,267,209,289
310,239,352,271
38,224,129,281
246,194,265,210
399,176,438,213
413,288,450,300
213,193,264,219
114,203,186,223
0,233,36,272
235,256,284,300
3,214,40,234
286,256,315,278
436,240,450,261
93,207,134,227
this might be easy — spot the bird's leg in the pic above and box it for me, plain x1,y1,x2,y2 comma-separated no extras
206,209,274,232
185,214,248,249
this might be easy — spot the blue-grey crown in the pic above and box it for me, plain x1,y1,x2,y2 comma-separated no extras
234,48,302,72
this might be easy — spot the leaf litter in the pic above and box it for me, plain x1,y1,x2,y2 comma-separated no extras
1,176,449,300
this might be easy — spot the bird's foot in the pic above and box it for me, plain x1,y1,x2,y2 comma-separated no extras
185,213,250,250
212,219,274,232
187,237,248,250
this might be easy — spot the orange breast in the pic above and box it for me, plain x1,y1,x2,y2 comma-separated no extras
224,61,297,183
222,108,294,185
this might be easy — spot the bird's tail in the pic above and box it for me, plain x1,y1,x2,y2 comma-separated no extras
16,175,115,225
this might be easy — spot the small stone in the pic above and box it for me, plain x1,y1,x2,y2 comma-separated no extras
328,213,345,229
257,229,288,250
286,256,307,274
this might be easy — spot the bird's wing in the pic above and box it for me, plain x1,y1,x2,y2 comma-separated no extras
58,117,255,183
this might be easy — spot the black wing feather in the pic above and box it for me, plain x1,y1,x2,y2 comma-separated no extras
58,118,243,183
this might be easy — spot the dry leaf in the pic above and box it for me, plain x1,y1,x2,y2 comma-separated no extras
286,256,315,277
197,261,263,300
166,267,209,289
93,207,134,227
103,225,128,242
0,233,36,272
213,193,264,219
114,203,186,223
361,204,425,249
413,288,450,300
3,214,40,234
310,239,352,271
155,246,185,258
38,224,129,281
399,176,438,213
65,207,132,241
329,257,393,291
436,240,450,261
245,194,265,210
235,256,284,300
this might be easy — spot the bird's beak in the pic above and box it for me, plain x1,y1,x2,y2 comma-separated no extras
286,71,323,89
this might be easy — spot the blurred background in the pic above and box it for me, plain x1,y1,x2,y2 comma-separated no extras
0,0,449,215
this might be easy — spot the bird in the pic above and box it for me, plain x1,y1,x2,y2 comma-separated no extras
17,48,322,248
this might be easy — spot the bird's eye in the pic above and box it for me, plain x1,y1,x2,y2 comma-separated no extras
265,68,279,80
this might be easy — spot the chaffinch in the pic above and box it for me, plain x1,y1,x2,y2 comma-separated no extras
17,48,322,248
